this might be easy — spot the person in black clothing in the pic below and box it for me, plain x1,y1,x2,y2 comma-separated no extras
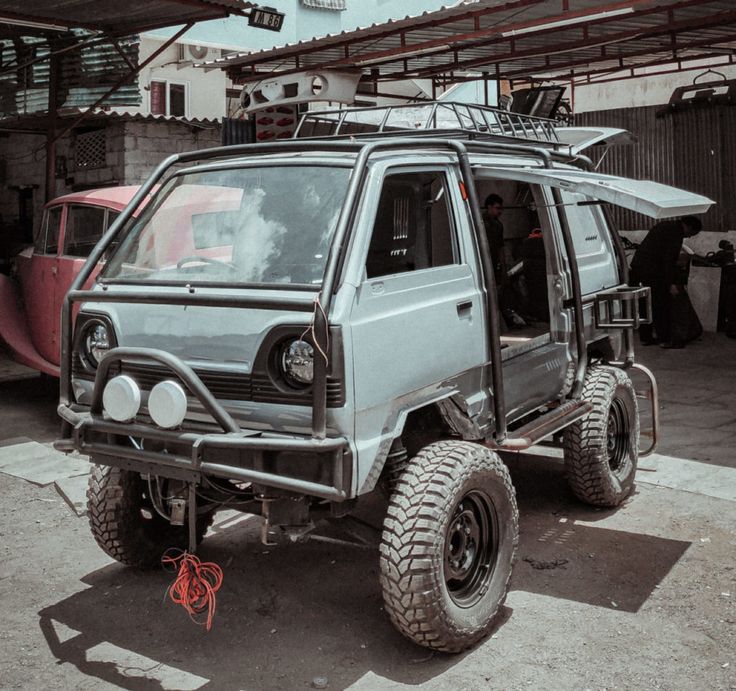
483,193,525,329
483,193,507,283
629,215,702,348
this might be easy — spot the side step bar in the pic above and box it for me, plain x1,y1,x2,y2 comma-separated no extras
487,400,593,452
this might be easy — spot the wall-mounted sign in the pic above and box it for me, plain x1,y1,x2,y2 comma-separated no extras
248,7,285,32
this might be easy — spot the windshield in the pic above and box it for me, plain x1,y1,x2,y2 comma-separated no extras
102,165,351,286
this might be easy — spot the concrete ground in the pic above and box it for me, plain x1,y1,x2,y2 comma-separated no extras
0,335,735,690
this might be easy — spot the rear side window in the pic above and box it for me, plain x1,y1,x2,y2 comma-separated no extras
366,171,458,279
559,190,619,294
63,205,106,257
36,206,62,254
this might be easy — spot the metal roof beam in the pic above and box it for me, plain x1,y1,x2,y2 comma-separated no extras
223,0,549,75
378,5,736,81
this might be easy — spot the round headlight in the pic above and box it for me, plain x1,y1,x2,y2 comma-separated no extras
84,322,111,367
281,339,314,386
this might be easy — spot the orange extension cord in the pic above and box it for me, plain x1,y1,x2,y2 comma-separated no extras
162,550,224,631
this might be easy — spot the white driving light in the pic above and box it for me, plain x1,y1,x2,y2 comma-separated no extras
148,380,188,429
83,321,111,367
281,339,314,386
103,375,141,423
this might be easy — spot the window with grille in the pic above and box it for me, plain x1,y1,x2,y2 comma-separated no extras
75,129,106,170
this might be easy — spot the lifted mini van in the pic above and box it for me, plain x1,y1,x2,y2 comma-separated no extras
56,103,712,652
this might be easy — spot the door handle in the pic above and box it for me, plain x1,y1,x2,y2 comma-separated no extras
456,300,473,319
51,265,58,276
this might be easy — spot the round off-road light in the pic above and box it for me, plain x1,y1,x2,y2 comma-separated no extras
103,375,141,423
148,380,188,429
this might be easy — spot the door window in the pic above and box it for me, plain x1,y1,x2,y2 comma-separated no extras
63,205,107,257
366,171,458,279
35,206,62,254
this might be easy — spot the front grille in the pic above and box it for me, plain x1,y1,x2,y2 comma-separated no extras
73,358,345,407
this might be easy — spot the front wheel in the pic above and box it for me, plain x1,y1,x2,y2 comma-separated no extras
87,464,211,568
379,440,518,653
563,366,639,507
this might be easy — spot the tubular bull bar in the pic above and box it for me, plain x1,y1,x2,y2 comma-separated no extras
57,347,350,502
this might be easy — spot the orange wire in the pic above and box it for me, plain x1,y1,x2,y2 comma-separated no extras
162,551,224,631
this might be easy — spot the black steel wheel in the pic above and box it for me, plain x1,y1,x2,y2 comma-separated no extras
563,366,639,507
444,490,498,607
379,440,518,653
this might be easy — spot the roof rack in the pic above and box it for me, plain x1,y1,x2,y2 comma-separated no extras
293,101,560,145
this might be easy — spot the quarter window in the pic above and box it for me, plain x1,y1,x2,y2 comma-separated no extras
366,171,458,279
36,206,62,254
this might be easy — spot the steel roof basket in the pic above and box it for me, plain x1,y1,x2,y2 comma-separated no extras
293,101,560,144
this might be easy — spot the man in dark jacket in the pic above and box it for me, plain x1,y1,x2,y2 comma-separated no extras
629,215,702,348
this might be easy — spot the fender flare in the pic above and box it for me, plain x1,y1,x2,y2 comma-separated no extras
0,274,59,376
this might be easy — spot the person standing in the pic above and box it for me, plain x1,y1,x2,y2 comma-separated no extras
483,193,507,284
482,193,525,329
629,215,702,348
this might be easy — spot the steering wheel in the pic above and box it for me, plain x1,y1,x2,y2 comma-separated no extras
176,255,235,270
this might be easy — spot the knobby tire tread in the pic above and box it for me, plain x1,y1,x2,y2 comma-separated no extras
379,440,518,653
563,366,639,507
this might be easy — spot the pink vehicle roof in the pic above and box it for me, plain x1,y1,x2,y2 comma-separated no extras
45,185,142,212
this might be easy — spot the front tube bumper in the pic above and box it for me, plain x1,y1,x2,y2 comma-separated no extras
57,347,350,501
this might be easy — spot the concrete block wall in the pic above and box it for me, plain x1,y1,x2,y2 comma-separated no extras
122,121,221,184
0,118,220,244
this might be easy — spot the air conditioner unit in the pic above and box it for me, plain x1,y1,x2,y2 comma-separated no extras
178,44,211,63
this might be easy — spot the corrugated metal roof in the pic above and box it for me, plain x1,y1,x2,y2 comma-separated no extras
204,0,736,85
0,109,221,133
0,0,255,37
0,34,141,118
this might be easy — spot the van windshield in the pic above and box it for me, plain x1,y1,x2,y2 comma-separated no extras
102,165,351,286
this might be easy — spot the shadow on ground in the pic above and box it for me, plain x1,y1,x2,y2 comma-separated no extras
37,457,690,690
507,456,690,612
0,373,59,443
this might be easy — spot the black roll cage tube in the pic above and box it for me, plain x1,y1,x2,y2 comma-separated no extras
59,137,592,445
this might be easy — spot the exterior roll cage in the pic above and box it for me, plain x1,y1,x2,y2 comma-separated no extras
59,136,596,446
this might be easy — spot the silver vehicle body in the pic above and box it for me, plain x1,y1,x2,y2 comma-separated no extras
57,108,713,505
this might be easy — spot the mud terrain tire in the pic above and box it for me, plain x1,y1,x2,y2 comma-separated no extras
379,440,518,653
563,366,639,507
87,464,211,568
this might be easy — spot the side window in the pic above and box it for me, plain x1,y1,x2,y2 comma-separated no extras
558,190,618,294
366,170,458,279
36,206,62,254
105,210,120,230
63,205,106,257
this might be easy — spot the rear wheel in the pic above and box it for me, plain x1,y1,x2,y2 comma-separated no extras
87,464,211,568
563,366,639,507
379,440,518,652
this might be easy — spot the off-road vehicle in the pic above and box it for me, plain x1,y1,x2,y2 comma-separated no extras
56,102,712,652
